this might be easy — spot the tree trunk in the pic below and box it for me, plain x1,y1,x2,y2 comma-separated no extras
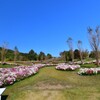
80,52,83,64
95,51,99,66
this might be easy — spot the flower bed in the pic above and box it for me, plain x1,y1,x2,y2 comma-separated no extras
33,64,46,69
55,63,80,71
33,63,56,69
78,68,100,75
0,66,39,87
0,63,56,87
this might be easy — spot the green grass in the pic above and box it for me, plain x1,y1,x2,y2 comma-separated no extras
80,63,98,68
2,66,100,100
0,64,15,68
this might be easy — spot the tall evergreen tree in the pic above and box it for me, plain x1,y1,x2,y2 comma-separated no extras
28,49,37,60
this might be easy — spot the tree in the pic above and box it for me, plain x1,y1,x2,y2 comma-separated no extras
82,49,89,59
67,37,74,63
14,46,19,62
60,51,69,62
77,40,83,64
19,55,23,61
74,49,80,59
88,26,100,66
28,49,37,60
20,53,29,61
38,51,45,61
89,51,95,58
6,49,14,61
46,53,52,59
1,42,8,64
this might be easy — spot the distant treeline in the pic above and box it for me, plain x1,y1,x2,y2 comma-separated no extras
0,47,52,61
60,49,96,62
0,46,96,63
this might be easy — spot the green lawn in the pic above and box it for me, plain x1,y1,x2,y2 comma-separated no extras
81,63,99,68
0,63,17,68
2,66,100,100
0,64,13,68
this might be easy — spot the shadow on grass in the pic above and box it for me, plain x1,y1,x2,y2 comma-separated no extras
1,95,8,100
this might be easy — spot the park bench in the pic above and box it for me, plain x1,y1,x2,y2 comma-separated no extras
0,88,6,100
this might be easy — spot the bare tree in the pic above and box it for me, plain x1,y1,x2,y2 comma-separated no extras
88,26,100,66
67,37,74,63
60,51,68,63
77,40,83,64
14,46,19,63
1,42,8,64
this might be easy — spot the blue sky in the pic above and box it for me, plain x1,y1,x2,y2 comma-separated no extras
0,0,100,57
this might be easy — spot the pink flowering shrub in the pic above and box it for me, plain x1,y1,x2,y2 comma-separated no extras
0,63,55,87
55,63,80,71
33,64,56,69
78,68,100,75
0,66,39,87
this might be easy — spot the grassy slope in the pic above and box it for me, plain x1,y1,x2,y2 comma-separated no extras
3,66,100,100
